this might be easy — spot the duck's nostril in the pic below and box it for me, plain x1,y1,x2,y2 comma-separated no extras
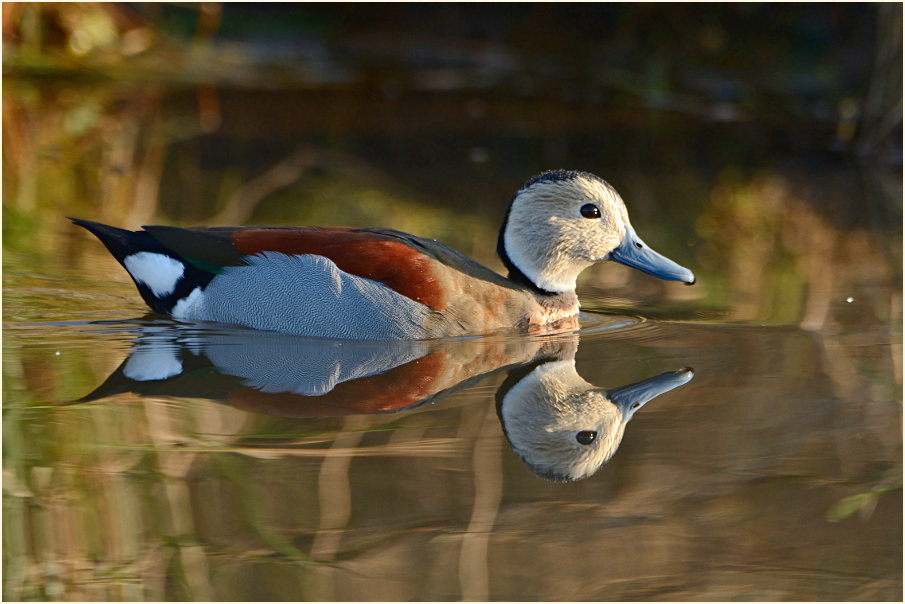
634,242,643,249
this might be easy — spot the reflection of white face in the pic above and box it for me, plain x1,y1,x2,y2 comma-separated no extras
500,360,628,482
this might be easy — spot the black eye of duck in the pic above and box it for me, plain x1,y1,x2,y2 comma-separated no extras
580,204,601,219
575,430,597,445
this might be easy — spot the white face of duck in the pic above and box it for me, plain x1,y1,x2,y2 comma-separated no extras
501,171,696,293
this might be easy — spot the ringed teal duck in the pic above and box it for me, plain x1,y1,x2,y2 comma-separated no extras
71,170,695,340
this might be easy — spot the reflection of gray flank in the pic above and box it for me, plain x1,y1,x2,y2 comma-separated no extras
200,330,430,396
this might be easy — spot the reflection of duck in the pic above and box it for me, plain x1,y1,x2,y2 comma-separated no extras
82,323,692,482
71,170,694,340
497,362,694,482
80,322,573,417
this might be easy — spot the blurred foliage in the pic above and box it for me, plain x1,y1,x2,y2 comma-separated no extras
2,3,900,159
827,482,902,523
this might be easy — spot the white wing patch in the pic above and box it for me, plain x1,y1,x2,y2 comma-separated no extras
123,252,185,297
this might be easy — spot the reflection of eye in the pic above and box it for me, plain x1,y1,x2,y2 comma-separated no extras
580,204,601,219
575,430,597,445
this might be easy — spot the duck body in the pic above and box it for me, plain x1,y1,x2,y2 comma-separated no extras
72,220,578,339
72,170,694,340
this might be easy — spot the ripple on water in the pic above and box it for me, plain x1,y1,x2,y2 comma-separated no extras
16,312,650,347
577,311,640,335
576,311,700,344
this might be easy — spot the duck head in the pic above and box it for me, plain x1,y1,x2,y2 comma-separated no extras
497,170,696,294
498,361,694,482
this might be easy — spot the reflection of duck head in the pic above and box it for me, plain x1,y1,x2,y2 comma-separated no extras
497,360,693,482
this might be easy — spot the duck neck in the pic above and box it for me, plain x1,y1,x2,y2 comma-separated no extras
497,212,564,297
523,289,581,330
505,260,562,296
538,289,580,312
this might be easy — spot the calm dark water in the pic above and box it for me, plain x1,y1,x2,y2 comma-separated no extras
3,5,902,599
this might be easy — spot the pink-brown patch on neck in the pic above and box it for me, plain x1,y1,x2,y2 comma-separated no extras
231,228,446,310
526,293,580,326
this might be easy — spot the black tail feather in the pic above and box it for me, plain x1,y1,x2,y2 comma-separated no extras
70,218,216,314
69,218,170,263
